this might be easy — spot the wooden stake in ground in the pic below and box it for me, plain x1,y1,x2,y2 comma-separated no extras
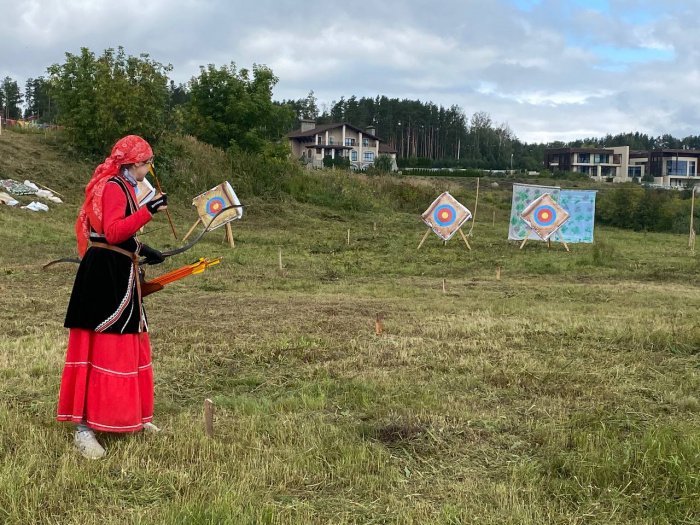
442,278,446,294
225,222,235,248
375,313,384,336
496,266,501,281
417,228,431,250
492,210,495,226
690,186,696,249
204,398,215,438
458,228,472,251
347,228,350,245
182,218,203,242
278,247,283,271
373,222,377,232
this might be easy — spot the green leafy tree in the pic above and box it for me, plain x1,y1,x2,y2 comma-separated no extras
185,63,293,155
48,47,171,154
24,77,56,122
1,77,23,119
373,154,393,173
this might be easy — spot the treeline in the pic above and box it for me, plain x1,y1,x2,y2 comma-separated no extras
597,185,697,234
562,131,700,151
5,45,700,173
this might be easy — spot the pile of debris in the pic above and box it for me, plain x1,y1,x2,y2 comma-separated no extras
0,179,63,212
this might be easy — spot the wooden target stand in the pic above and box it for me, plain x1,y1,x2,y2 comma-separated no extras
518,228,569,252
417,226,471,251
183,217,235,248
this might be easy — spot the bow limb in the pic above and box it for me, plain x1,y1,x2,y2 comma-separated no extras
158,205,244,259
42,256,81,270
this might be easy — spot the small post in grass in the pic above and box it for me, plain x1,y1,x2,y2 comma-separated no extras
496,266,501,281
204,398,215,438
347,228,351,245
373,221,377,232
492,210,495,226
442,278,446,294
375,313,384,336
278,247,283,271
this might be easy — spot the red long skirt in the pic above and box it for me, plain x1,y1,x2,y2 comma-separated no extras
56,328,154,433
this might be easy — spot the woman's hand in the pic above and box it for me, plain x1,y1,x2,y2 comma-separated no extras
146,193,168,214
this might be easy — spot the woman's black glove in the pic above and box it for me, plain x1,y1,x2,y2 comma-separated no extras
140,244,165,265
146,194,168,214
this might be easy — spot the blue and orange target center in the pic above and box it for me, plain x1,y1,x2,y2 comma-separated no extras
206,196,226,216
434,204,456,227
533,205,556,226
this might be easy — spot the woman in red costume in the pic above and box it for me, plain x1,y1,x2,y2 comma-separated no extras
57,135,168,459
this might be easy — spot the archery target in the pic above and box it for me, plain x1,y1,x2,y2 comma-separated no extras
533,205,556,227
205,196,226,217
434,204,457,227
520,193,569,241
421,192,472,241
192,181,243,231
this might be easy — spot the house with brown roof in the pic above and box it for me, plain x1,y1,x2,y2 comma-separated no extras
287,120,397,171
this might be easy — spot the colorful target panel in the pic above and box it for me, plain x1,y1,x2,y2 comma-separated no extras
192,181,243,231
519,193,569,241
421,192,472,241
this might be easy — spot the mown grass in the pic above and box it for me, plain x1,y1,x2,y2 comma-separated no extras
0,130,698,524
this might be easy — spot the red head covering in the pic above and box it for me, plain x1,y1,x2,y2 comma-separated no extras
75,135,153,256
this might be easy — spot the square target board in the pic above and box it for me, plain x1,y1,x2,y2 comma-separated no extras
519,193,569,241
421,192,472,241
192,181,243,231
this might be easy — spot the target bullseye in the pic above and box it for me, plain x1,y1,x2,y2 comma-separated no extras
206,196,226,217
534,205,556,227
433,204,456,227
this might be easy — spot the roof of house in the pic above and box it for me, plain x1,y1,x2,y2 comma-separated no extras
287,122,381,141
545,147,613,154
379,143,397,154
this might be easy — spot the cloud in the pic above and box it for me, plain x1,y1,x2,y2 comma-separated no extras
1,0,699,143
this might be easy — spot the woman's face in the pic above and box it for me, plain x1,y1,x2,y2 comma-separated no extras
128,158,154,182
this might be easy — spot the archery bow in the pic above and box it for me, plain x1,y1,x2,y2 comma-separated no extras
157,204,244,259
42,204,244,269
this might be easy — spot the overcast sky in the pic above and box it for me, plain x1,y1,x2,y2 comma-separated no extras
1,0,698,143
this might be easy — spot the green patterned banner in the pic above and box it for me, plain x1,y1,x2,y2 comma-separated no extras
508,184,597,243
508,183,560,240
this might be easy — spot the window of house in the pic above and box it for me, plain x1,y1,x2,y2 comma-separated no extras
666,160,688,176
351,150,358,161
328,137,335,145
690,161,696,176
364,151,374,162
578,153,590,163
628,166,642,178
593,154,609,164
316,136,322,145
345,138,356,146
362,138,369,147
316,148,321,155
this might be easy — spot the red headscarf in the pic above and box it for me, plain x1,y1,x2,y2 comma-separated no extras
75,135,153,256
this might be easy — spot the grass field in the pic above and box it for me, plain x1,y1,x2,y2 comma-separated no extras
1,131,698,524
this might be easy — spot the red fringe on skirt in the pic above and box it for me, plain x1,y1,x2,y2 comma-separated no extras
57,328,153,433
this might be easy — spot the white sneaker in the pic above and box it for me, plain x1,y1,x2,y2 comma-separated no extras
74,429,106,459
143,422,161,433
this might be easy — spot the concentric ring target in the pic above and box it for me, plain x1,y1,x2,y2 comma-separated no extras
205,196,226,217
433,204,457,227
533,205,556,227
